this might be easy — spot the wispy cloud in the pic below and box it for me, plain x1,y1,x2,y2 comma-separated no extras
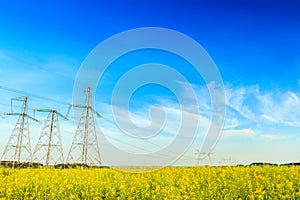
223,117,239,129
97,101,210,140
224,83,300,128
223,128,256,137
225,84,257,121
0,48,78,89
255,89,300,127
2,49,300,165
260,134,287,141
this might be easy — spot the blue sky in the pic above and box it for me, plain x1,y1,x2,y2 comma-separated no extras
0,0,300,166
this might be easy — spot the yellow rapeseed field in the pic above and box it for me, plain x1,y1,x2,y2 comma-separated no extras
0,166,300,199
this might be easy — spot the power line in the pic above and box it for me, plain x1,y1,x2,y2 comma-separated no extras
33,109,66,166
67,87,101,166
0,85,198,163
100,116,196,160
1,97,39,168
0,85,70,105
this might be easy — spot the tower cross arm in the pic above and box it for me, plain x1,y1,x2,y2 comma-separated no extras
2,112,40,123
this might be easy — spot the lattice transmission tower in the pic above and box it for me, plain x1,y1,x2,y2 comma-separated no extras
195,150,215,165
33,109,67,166
67,87,102,166
1,96,39,167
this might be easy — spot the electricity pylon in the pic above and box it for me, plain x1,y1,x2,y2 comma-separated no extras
33,109,67,166
1,97,39,167
67,87,102,166
195,150,206,165
223,157,232,166
195,150,215,165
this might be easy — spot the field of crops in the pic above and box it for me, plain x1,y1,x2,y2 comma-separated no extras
0,166,300,199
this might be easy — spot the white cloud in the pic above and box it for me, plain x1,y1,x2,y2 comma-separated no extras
223,117,239,129
260,134,287,141
98,101,211,140
223,128,256,137
64,81,300,165
225,84,257,121
261,114,278,123
2,52,300,165
257,90,300,127
223,83,300,129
